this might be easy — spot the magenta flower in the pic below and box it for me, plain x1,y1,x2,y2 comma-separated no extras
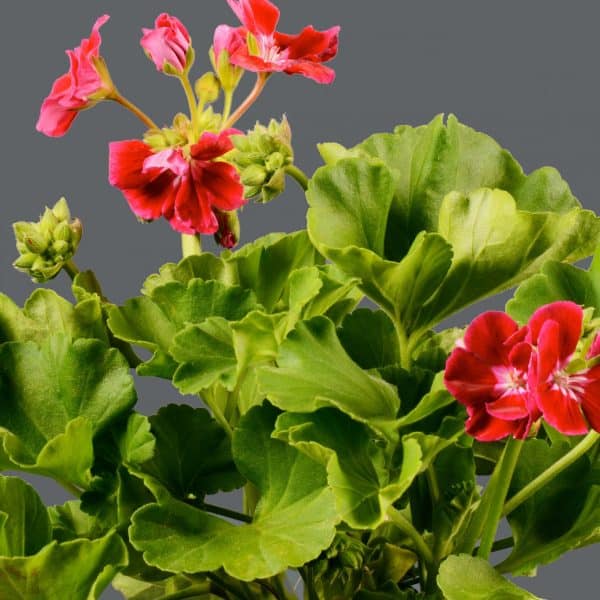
36,15,112,137
141,13,192,74
444,312,538,441
216,0,340,84
109,130,246,238
528,301,600,435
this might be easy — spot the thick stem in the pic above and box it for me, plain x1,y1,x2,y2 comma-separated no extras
503,430,599,517
223,73,270,129
201,502,252,524
285,165,309,191
160,584,213,600
181,233,202,258
63,259,80,281
387,506,434,569
109,92,159,130
477,436,523,559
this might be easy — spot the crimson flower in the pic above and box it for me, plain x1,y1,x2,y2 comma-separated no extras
37,15,112,137
108,130,246,238
444,312,538,441
215,0,340,84
141,13,192,74
528,301,600,435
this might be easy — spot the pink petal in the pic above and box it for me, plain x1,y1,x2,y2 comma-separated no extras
463,311,520,365
227,0,279,36
528,301,583,360
36,74,79,137
587,333,600,359
143,148,189,176
213,24,246,59
228,51,285,74
537,387,588,435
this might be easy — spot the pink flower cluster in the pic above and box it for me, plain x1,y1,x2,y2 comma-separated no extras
444,301,600,441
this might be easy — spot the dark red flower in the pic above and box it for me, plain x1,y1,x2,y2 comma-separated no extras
37,15,112,137
444,312,538,441
216,0,340,84
528,301,600,435
109,130,246,235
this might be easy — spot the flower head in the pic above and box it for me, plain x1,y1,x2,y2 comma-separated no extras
141,13,192,75
36,15,113,137
217,0,340,84
444,312,538,441
109,130,246,239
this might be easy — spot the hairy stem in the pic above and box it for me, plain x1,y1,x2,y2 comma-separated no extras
181,233,202,258
503,430,599,517
110,92,159,130
63,259,80,280
285,165,309,191
387,506,434,568
180,74,199,137
224,73,270,129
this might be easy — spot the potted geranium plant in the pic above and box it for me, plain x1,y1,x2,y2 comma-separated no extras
1,1,598,598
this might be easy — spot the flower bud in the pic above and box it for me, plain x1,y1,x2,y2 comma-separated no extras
213,210,240,249
12,197,82,283
141,13,193,75
241,164,268,187
195,72,221,105
209,40,244,93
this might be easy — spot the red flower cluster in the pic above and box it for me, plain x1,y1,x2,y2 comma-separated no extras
215,0,340,83
445,301,600,441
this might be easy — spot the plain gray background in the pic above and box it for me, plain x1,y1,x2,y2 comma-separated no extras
1,1,598,598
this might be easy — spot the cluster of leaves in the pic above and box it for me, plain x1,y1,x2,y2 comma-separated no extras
2,116,600,599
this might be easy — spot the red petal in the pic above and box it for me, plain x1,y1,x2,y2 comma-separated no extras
281,60,336,84
587,333,600,359
444,347,498,406
528,301,583,360
486,392,530,420
199,162,246,211
465,407,520,441
229,51,285,74
36,97,78,137
120,173,176,221
174,176,219,234
537,387,588,435
536,320,561,382
191,130,241,161
581,366,600,432
508,340,533,373
275,25,340,61
109,140,154,188
463,311,519,365
227,0,279,36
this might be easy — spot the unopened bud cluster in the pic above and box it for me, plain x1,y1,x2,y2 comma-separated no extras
13,198,82,283
230,117,293,203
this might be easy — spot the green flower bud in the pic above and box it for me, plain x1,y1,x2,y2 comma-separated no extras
39,207,59,234
52,197,71,221
261,168,286,204
195,72,221,105
13,253,38,269
53,221,72,242
241,164,268,187
52,240,70,256
265,151,285,172
23,231,49,254
209,47,244,93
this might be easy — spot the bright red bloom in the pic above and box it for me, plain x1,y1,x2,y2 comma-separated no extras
141,13,191,74
217,0,340,84
37,15,112,137
528,301,600,435
108,130,246,237
444,312,538,441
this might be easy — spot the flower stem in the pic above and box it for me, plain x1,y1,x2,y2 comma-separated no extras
285,164,309,191
181,233,202,258
387,506,434,568
159,584,213,600
223,73,270,129
63,259,80,280
109,91,159,130
222,89,234,126
503,430,599,517
200,501,252,523
477,436,523,559
180,74,199,136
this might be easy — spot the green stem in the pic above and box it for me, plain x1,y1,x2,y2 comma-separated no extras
395,322,411,370
181,233,202,258
180,74,199,136
477,436,523,559
160,583,213,600
426,466,441,506
387,506,434,568
223,73,270,129
205,572,247,600
63,259,80,280
201,501,252,524
58,480,82,498
222,89,234,126
285,165,309,191
110,91,159,130
503,430,599,517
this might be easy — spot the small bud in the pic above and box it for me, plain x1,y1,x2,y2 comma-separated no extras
39,207,59,234
265,151,285,172
210,47,243,93
53,221,72,242
261,168,286,204
13,253,38,269
214,210,240,249
52,197,71,221
195,72,221,105
70,219,83,246
24,231,49,254
52,240,70,256
241,164,268,187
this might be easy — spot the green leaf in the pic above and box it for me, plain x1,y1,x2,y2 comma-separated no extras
0,532,128,600
0,335,136,487
338,309,400,369
49,500,104,542
258,317,400,439
137,404,243,500
108,280,258,378
130,404,338,581
112,573,215,600
274,409,422,528
0,289,107,345
437,554,541,599
498,439,600,576
0,476,51,557
507,259,600,324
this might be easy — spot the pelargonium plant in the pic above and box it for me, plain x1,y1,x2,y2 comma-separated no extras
2,1,599,598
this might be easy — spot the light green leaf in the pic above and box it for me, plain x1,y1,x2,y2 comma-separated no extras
274,409,422,528
49,500,104,542
258,317,400,439
112,573,215,600
0,532,128,600
130,404,338,581
0,335,136,487
0,288,107,345
498,439,600,576
438,554,542,599
0,476,51,557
